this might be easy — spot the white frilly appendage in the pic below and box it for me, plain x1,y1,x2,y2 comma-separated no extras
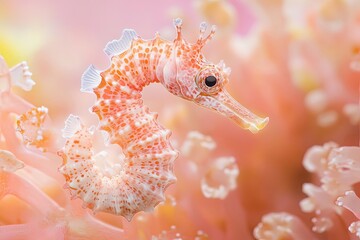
80,65,102,93
103,29,137,58
62,114,82,138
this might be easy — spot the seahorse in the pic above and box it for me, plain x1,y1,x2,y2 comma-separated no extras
58,19,269,221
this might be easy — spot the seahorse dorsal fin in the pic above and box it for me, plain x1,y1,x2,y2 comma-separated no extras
62,114,82,138
104,29,137,58
80,64,101,93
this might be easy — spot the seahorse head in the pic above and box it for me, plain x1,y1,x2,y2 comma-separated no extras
162,19,268,133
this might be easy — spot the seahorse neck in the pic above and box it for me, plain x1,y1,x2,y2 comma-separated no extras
115,37,172,92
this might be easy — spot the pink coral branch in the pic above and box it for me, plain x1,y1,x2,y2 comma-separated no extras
0,91,34,115
0,223,66,240
4,172,63,216
1,171,124,239
85,213,124,239
224,191,252,240
0,224,31,240
48,225,67,240
181,196,225,239
13,149,61,182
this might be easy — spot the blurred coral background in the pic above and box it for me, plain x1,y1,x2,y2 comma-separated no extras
0,0,359,239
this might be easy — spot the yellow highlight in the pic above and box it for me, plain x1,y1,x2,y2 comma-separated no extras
292,69,319,93
288,26,313,41
0,26,46,65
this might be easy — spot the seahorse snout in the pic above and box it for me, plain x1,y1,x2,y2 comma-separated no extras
194,90,269,133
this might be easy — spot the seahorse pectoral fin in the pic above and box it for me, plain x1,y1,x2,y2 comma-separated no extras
195,90,269,133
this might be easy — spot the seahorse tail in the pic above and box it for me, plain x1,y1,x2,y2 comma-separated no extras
60,72,178,220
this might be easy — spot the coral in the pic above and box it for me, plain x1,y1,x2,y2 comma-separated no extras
201,156,239,199
300,144,360,237
254,212,316,240
16,106,55,152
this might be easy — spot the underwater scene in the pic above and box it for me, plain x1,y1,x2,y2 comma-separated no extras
0,0,359,239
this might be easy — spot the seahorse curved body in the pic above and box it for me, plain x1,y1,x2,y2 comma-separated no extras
59,19,269,220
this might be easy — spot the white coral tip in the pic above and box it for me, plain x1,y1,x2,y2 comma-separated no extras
173,18,182,27
335,197,344,206
199,22,208,32
0,150,24,172
345,190,354,196
349,221,360,237
9,62,36,91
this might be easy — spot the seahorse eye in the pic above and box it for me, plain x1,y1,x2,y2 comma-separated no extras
205,75,217,87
